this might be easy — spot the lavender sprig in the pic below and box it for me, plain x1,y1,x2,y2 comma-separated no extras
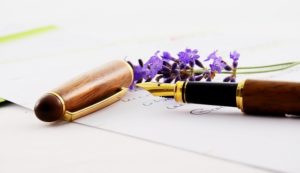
223,51,240,82
128,49,239,89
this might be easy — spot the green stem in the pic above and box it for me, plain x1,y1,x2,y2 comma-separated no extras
194,61,300,75
237,61,300,69
237,61,300,74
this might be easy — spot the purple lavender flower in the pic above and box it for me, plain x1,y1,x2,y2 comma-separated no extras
230,51,240,62
230,51,240,68
202,70,213,82
129,52,162,88
158,60,180,83
222,51,240,83
224,65,232,71
178,48,200,65
128,49,240,88
205,51,226,73
133,65,145,81
144,52,163,78
204,50,218,61
161,51,175,61
209,61,225,73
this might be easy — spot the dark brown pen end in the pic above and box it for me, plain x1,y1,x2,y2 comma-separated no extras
34,94,64,122
240,79,300,116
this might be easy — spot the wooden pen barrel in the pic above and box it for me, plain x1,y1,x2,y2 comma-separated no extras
34,60,133,122
240,79,300,116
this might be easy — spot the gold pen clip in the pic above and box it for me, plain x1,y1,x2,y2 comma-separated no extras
60,88,128,121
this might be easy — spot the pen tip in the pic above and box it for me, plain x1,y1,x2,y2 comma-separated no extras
135,82,176,97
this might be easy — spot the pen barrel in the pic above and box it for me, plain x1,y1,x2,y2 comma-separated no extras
34,60,133,122
184,82,238,107
241,79,300,116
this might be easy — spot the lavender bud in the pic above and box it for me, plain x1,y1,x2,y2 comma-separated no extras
189,61,194,67
184,66,191,70
164,77,174,83
206,77,212,82
160,70,169,76
233,61,238,68
172,69,179,75
171,63,178,70
224,65,232,71
203,70,210,76
223,76,231,82
163,61,171,68
155,75,163,82
195,60,204,68
138,59,144,67
180,75,188,80
162,66,171,72
175,76,181,82
137,79,143,83
163,72,171,78
189,76,195,81
179,63,186,69
195,75,203,81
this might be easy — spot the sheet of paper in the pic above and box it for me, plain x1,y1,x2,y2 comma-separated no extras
1,28,300,173
2,104,272,173
0,24,60,103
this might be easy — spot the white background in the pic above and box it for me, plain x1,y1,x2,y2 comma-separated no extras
2,0,300,40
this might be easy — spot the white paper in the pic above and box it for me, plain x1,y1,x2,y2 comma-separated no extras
1,27,300,173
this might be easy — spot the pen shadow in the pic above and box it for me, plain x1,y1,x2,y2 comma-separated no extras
46,120,70,127
0,101,12,108
41,106,300,127
209,111,300,120
172,105,300,120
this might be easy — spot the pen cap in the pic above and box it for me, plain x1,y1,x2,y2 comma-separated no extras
34,60,133,122
239,79,300,116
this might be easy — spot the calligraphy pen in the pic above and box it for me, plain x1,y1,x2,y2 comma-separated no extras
34,60,300,122
136,80,300,116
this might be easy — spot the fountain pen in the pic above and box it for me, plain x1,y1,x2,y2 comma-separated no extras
136,79,300,116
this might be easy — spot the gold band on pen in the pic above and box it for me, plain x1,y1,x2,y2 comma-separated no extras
183,82,187,103
48,91,66,117
122,60,134,84
174,81,185,103
236,80,245,112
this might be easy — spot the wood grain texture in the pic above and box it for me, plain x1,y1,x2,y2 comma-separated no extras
54,60,133,112
243,79,300,115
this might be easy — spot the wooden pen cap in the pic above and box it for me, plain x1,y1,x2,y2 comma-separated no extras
237,79,300,116
34,60,133,122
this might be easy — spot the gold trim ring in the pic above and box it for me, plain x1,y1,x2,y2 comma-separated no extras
122,60,134,85
175,81,185,103
48,91,66,117
236,80,245,112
